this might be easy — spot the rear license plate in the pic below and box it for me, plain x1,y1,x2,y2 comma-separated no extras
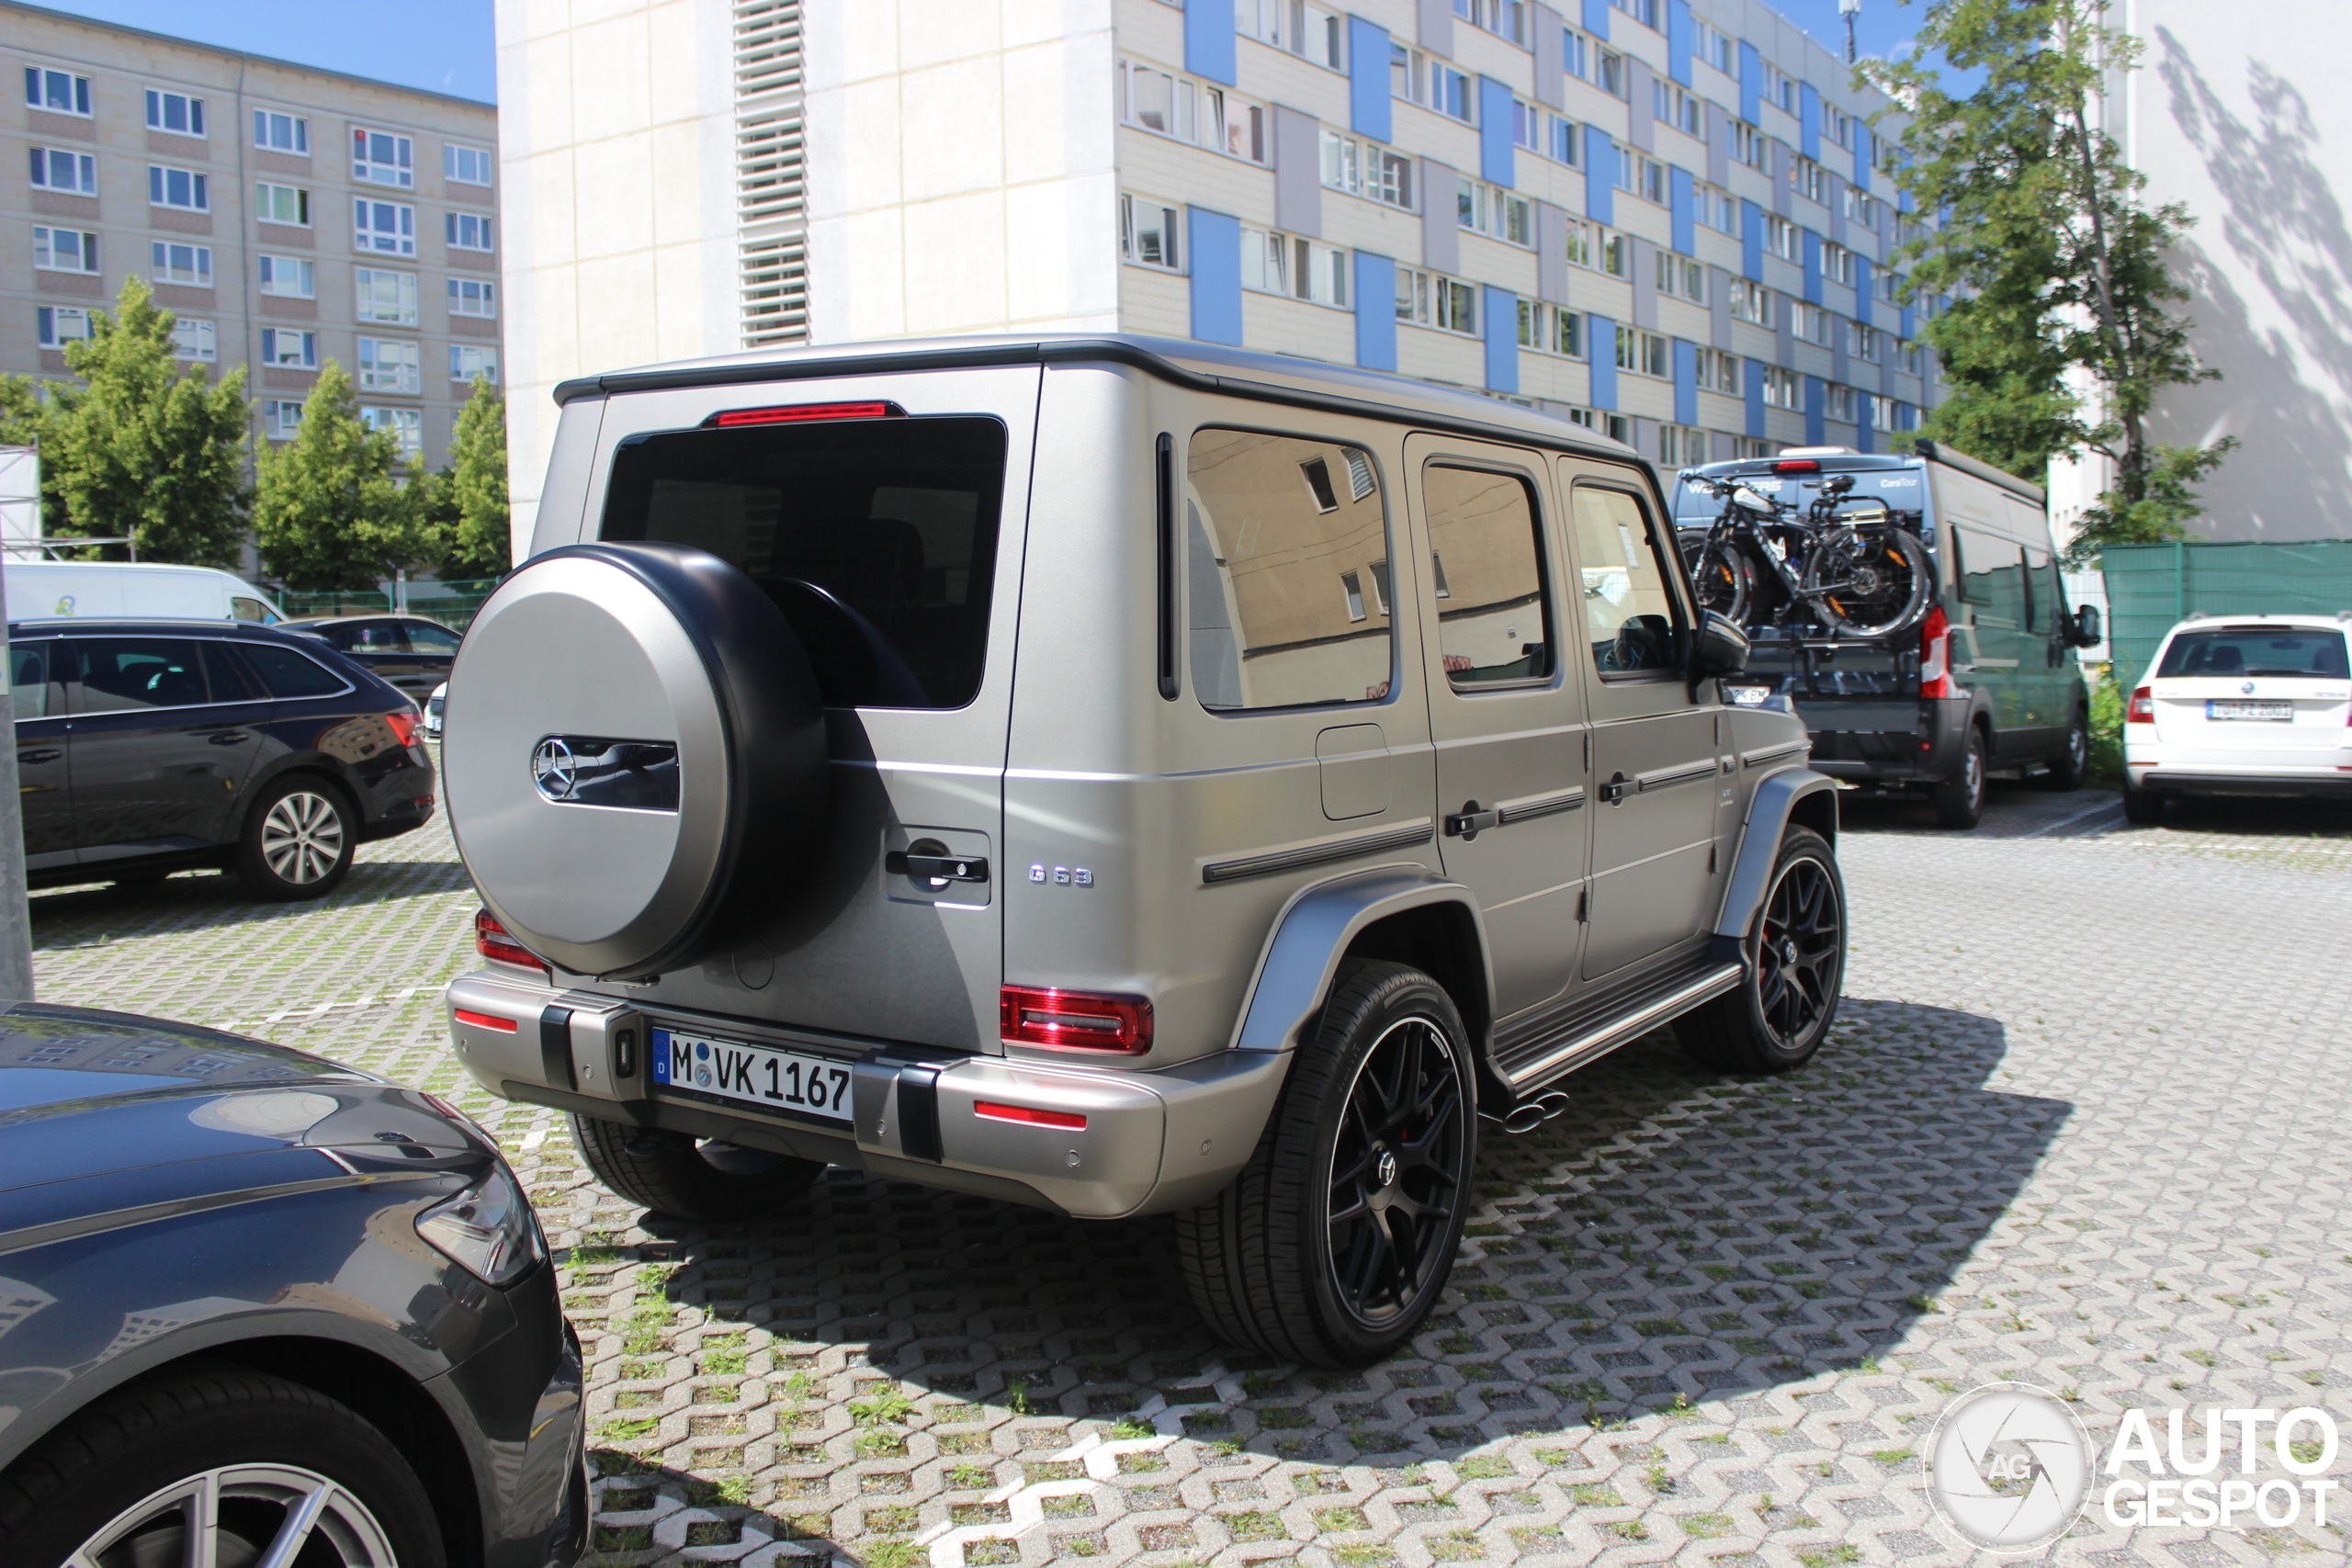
650,1027,854,1122
2207,700,2294,722
1726,685,1774,706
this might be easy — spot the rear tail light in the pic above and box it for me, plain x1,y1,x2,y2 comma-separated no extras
1000,986,1153,1054
2128,686,2156,724
1918,606,1954,700
476,909,550,977
707,400,904,428
385,708,422,748
974,1100,1088,1131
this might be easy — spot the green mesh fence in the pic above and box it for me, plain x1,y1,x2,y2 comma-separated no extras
277,589,392,620
2101,540,2352,684
401,578,500,634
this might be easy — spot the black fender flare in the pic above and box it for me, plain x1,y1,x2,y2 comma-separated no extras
1714,766,1839,941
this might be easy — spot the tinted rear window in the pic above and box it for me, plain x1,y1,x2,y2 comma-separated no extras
601,416,1009,709
238,642,353,698
2157,628,2349,679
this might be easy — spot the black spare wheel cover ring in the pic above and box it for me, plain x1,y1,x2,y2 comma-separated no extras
443,540,826,979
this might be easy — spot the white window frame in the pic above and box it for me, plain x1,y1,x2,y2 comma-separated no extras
1207,86,1269,164
25,67,90,117
170,318,218,362
35,226,99,275
357,336,422,394
1657,250,1706,304
1695,348,1741,392
1434,65,1475,122
264,400,305,439
1119,60,1198,144
254,108,310,154
351,126,415,188
1761,365,1801,409
1564,218,1592,269
29,147,96,195
148,164,210,213
1118,192,1183,272
1823,243,1855,286
1791,157,1826,205
260,327,318,369
36,304,92,348
450,344,499,383
445,210,493,252
1766,215,1800,262
1550,116,1580,167
355,197,417,257
360,405,423,458
446,276,496,319
254,181,310,227
1826,383,1858,423
145,89,207,138
1658,424,1705,468
1729,278,1772,326
357,267,422,325
444,143,493,186
257,254,316,299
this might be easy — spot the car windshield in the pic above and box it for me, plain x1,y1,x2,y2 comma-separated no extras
2155,627,2349,679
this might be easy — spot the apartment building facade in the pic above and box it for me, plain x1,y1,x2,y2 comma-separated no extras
497,0,1938,550
4,2,502,476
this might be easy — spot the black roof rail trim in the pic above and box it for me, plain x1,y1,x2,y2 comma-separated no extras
1911,437,2046,506
552,338,1641,468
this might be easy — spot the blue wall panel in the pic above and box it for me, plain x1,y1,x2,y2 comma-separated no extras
1803,229,1822,305
1800,83,1820,161
1804,376,1825,446
1350,18,1392,141
1740,198,1763,280
1900,304,1916,340
1587,130,1616,225
1589,313,1618,410
1668,0,1694,86
1737,40,1761,125
1583,0,1611,41
1484,286,1519,393
1480,76,1517,186
1853,127,1871,192
1745,356,1765,438
1188,208,1242,345
1185,0,1237,86
1355,251,1397,371
1854,256,1873,328
1669,165,1694,255
1857,399,1876,455
1674,337,1697,427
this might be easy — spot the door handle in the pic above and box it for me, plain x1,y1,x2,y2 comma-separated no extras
1442,802,1500,840
885,850,989,883
1599,773,1630,806
205,731,251,745
17,748,60,763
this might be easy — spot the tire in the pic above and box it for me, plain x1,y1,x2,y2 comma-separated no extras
1679,536,1751,624
1931,726,1988,829
2041,707,2089,791
0,1360,447,1568
236,775,356,899
572,1113,825,1223
1803,525,1932,637
1175,961,1477,1368
1679,827,1846,1075
2122,785,2165,825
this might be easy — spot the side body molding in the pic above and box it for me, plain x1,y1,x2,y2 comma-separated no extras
1715,766,1839,941
1233,864,1494,1053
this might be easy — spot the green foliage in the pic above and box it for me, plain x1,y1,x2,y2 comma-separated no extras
254,362,432,591
2086,671,2126,784
437,376,511,577
1864,1,2232,558
0,276,251,565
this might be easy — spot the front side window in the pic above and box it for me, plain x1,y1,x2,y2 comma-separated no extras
26,68,90,116
150,242,212,287
447,276,496,319
254,109,310,153
353,127,414,186
258,254,316,299
1187,429,1390,711
1570,485,1681,674
601,414,1009,710
29,147,96,194
1424,466,1552,687
145,90,206,137
356,198,416,255
359,267,421,324
35,226,98,274
254,182,309,225
72,638,210,712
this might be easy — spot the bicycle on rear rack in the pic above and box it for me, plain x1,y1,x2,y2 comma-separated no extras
1677,471,1932,639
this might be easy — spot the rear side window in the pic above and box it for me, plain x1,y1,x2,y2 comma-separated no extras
1186,428,1391,711
10,640,55,718
237,642,352,698
601,416,1009,710
72,638,209,712
1953,526,2022,616
2157,628,2350,679
345,620,408,652
202,642,266,703
1423,465,1552,686
405,620,461,652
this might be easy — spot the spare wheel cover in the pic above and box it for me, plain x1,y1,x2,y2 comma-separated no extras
444,541,825,978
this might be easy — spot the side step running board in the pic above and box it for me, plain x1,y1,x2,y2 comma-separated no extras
1503,963,1744,1091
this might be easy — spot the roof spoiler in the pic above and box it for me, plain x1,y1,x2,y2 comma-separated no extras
1912,438,2046,508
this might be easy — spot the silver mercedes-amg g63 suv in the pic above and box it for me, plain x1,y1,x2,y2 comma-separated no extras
442,335,1844,1368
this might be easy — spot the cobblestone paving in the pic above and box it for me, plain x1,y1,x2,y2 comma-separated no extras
28,777,2352,1566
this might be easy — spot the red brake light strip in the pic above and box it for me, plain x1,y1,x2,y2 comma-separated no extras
974,1100,1087,1131
454,1008,518,1033
708,400,905,427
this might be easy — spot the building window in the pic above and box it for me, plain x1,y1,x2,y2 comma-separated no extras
1296,237,1349,306
1842,186,1879,228
1518,299,1586,359
145,90,206,137
357,337,421,393
1654,83,1702,139
451,344,499,383
1610,0,1658,27
1396,268,1476,335
361,405,423,458
1296,2,1346,68
260,327,317,368
1695,348,1741,392
356,267,421,324
1511,97,1540,153
352,127,414,187
447,276,496,319
35,226,98,274
257,254,315,299
1880,267,1905,304
1761,365,1801,409
1121,60,1197,142
1733,436,1775,459
1550,116,1580,167
1765,215,1800,262
1901,338,1922,375
1823,243,1855,286
254,109,309,153
1790,157,1826,205
1826,107,1853,150
1435,65,1473,122
1564,219,1592,268
1600,231,1630,278
1658,424,1705,467
25,68,90,117
264,400,305,439
36,304,91,348
148,165,210,212
446,211,493,252
254,182,309,226
1762,63,1796,115
1321,129,1360,196
1458,179,1532,247
1240,225,1287,295
1391,43,1423,104
1599,51,1627,99
1696,182,1737,235
1871,395,1904,432
29,147,96,195
1792,300,1834,345
445,143,493,186
1657,250,1705,304
1697,22,1735,74
1853,323,1882,361
1731,120,1768,172
1638,156,1665,205
355,198,416,256
1209,88,1268,164
1615,326,1669,378
1826,383,1858,423
1728,279,1772,325
1119,194,1182,271
1459,0,1529,44
171,318,217,362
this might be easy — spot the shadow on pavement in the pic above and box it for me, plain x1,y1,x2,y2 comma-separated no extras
26,856,472,945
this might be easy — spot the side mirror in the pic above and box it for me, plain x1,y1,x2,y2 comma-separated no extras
1691,609,1750,682
2073,604,2102,647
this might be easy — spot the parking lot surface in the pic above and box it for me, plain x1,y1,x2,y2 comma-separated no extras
31,781,2352,1566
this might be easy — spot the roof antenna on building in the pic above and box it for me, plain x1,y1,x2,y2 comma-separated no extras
1839,0,1860,65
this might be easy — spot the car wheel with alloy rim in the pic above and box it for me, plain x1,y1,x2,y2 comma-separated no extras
1932,726,1988,829
2041,707,2090,791
1679,826,1847,1074
237,777,356,899
1176,960,1476,1367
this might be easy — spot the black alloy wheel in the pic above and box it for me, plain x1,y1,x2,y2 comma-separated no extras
1752,851,1842,1054
1325,1014,1470,1329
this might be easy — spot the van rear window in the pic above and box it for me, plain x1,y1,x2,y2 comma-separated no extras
601,416,1008,710
2156,628,2349,679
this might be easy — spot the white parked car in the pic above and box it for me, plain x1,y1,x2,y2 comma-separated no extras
423,679,447,739
2123,613,2352,822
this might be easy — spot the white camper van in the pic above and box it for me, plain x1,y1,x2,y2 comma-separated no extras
4,561,283,626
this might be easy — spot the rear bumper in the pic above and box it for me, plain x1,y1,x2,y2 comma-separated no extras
2129,765,2352,798
445,971,1290,1221
1799,694,1971,784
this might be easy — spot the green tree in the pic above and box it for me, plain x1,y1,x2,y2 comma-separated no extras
1864,0,2233,564
437,376,511,578
253,362,432,591
2,276,252,565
